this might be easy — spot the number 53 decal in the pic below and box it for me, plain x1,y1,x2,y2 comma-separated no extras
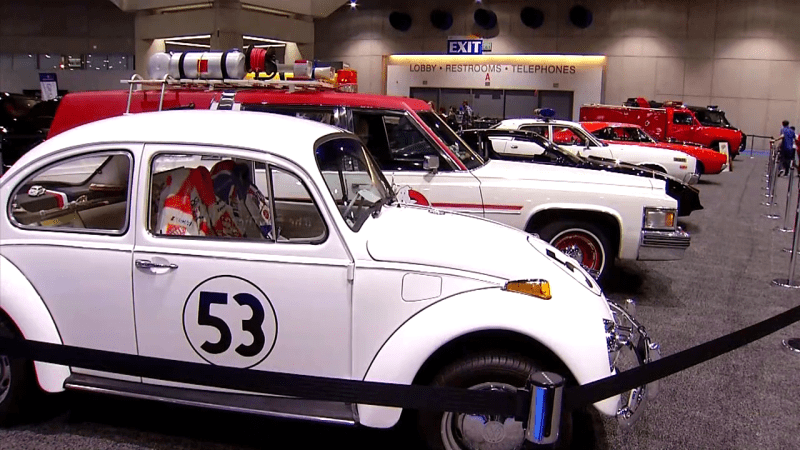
183,275,278,369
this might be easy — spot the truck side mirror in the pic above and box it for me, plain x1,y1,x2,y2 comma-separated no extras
423,154,440,172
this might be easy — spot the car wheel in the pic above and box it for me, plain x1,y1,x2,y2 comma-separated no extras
696,161,705,176
537,221,614,283
416,352,598,450
0,318,33,426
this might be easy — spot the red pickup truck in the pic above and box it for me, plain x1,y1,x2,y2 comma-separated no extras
579,98,744,159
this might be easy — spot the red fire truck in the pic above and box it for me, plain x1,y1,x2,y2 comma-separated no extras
579,98,744,159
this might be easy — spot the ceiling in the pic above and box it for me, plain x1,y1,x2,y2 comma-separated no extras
109,0,346,19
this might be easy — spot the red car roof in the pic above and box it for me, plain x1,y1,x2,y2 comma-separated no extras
580,121,646,132
48,88,432,138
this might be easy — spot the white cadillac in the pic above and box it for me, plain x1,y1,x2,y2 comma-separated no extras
0,109,659,449
490,115,700,185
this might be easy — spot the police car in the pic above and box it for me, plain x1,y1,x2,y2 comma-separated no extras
490,114,701,185
0,107,659,449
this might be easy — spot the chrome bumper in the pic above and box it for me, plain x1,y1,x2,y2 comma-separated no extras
683,171,700,185
638,227,690,261
605,299,661,428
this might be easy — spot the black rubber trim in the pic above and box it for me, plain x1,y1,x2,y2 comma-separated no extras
178,52,188,79
221,51,230,79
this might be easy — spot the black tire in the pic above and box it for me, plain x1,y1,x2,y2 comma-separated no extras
416,352,601,450
696,161,705,176
536,220,615,284
0,317,33,426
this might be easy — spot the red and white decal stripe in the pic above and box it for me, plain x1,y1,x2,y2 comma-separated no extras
431,203,523,214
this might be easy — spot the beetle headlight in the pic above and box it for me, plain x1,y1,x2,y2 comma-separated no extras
643,207,676,230
502,279,552,300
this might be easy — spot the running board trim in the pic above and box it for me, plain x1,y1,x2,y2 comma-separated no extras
64,374,356,426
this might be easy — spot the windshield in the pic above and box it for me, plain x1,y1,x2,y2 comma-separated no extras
314,137,394,232
416,111,485,169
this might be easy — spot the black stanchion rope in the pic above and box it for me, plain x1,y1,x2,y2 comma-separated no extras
1,302,799,419
0,336,529,419
564,303,800,410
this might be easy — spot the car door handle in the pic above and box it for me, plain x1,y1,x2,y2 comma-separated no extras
510,144,518,149
135,259,178,270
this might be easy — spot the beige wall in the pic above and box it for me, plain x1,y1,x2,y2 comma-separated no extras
314,0,800,138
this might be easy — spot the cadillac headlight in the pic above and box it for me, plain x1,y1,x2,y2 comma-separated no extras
503,279,552,300
643,207,677,230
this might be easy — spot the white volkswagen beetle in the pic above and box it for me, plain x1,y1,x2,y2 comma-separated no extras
491,115,700,185
0,109,658,449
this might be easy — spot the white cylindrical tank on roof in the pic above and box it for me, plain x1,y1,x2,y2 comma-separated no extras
147,51,246,79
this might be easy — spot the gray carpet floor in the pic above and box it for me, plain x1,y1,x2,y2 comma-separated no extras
1,155,799,449
602,155,800,450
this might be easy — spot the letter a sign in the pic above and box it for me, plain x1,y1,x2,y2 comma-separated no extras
447,38,483,55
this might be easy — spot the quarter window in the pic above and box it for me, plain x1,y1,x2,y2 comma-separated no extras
270,167,327,242
9,151,132,233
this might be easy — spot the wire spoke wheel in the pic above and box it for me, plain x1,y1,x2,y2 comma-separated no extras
550,228,605,274
441,382,525,450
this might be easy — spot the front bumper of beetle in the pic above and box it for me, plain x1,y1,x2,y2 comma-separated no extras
605,299,661,428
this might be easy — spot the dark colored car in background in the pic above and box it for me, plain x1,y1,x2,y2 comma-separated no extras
1,92,60,173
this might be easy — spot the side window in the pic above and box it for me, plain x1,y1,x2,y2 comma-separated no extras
149,154,275,241
552,126,587,146
380,115,444,171
269,167,327,243
10,151,132,233
520,125,549,139
673,113,693,126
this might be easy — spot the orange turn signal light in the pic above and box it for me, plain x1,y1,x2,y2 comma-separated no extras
503,280,552,300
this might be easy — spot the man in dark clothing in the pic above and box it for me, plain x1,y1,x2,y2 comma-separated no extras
774,120,795,176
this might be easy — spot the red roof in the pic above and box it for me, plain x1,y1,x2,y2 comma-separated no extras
48,88,432,138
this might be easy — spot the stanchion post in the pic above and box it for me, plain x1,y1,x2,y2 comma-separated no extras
525,371,564,448
772,180,800,288
779,161,796,232
764,152,780,207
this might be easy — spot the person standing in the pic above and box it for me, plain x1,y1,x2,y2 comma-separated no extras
772,120,795,176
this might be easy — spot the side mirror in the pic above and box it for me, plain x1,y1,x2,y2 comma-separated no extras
423,154,440,172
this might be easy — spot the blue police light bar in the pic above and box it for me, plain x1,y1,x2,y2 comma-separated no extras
534,108,556,118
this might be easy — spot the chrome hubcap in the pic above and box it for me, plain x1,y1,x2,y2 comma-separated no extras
0,355,10,404
561,244,584,262
442,382,525,450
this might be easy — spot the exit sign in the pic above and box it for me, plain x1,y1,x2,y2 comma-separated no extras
448,39,483,55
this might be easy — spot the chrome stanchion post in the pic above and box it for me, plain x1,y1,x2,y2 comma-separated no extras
525,371,564,447
783,338,800,354
772,181,800,288
779,161,796,232
763,153,780,207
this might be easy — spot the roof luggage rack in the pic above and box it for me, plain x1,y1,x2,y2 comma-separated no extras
120,73,338,115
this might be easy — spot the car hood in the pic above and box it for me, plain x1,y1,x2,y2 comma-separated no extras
568,154,703,217
364,205,602,295
474,159,656,189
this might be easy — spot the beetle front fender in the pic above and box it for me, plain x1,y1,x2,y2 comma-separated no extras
0,255,70,393
356,287,618,428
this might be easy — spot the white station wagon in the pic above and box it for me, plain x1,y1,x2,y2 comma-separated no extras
0,110,659,450
491,116,700,185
